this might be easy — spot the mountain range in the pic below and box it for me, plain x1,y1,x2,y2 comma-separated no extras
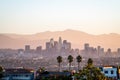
0,29,120,51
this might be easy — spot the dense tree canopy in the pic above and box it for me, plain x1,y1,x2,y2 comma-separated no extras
79,58,105,80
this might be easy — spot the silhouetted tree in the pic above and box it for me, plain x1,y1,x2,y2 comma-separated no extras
57,56,62,72
0,66,4,79
76,55,82,71
67,55,73,71
87,58,93,67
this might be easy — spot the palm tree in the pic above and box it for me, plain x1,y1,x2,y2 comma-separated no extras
76,55,82,71
67,55,73,71
57,56,62,71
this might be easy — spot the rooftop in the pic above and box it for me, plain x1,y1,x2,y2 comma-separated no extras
4,68,34,74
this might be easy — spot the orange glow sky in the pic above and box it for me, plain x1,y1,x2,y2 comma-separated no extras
0,0,120,34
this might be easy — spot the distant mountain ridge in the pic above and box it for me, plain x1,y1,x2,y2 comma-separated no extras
0,29,120,51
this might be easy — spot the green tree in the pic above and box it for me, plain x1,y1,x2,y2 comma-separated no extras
57,56,62,72
87,58,93,67
67,55,73,71
79,58,105,80
76,55,82,71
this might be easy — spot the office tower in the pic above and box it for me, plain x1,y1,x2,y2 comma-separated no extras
36,46,42,53
50,38,54,48
63,40,67,49
94,48,97,54
46,42,50,50
58,37,62,50
117,48,120,53
54,41,58,49
107,48,111,54
25,45,30,52
67,42,71,50
101,48,104,54
90,47,95,53
97,46,101,51
97,46,101,54
59,37,62,45
84,43,89,51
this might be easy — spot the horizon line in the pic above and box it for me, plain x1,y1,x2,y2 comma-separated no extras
0,29,119,35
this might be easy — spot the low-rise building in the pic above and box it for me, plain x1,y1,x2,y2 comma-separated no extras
99,66,118,79
1,68,34,80
35,71,71,80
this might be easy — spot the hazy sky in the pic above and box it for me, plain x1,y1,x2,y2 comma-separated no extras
0,0,120,34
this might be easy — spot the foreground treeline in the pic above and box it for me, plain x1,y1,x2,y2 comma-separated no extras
35,55,108,80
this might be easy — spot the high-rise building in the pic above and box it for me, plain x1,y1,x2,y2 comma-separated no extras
58,37,62,50
50,38,54,48
54,41,58,49
84,43,89,51
59,37,62,45
63,40,67,49
101,48,104,53
36,46,42,53
97,46,101,50
63,40,67,43
117,48,120,53
25,45,30,52
66,42,71,50
46,42,50,50
107,48,111,54
97,46,101,54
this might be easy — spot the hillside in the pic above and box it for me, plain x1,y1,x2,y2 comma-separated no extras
0,29,120,51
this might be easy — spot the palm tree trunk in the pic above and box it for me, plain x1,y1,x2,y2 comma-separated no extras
59,63,60,72
69,62,71,71
78,62,80,71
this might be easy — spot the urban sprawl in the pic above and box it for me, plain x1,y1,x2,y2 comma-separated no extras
0,37,120,80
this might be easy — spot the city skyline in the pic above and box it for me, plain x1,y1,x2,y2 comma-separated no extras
0,0,120,35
